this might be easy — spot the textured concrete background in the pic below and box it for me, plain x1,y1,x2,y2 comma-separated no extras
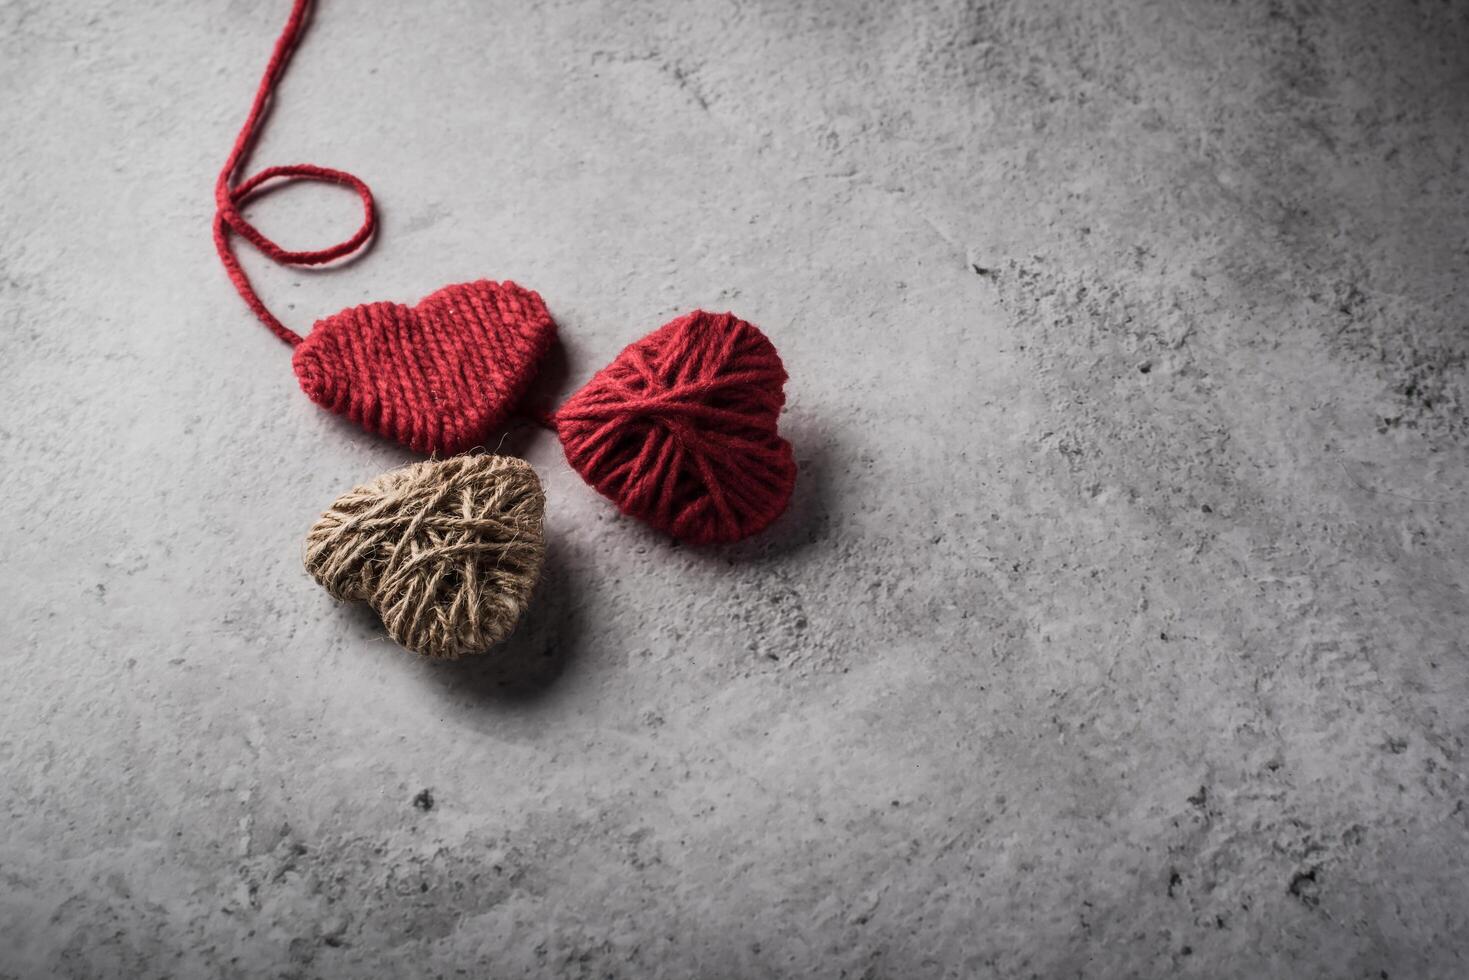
3,0,1467,976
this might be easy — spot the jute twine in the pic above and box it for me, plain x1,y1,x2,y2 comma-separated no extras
305,454,545,659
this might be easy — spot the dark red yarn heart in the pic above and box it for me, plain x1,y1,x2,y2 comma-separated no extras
549,310,797,545
292,280,554,455
212,0,555,456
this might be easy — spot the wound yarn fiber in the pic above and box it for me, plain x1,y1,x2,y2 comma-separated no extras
549,310,797,545
305,454,545,658
292,279,556,455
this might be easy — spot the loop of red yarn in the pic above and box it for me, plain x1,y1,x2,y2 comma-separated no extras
213,0,377,346
551,311,797,545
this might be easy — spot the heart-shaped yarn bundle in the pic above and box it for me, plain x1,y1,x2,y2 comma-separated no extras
304,454,545,658
550,310,797,545
293,280,555,455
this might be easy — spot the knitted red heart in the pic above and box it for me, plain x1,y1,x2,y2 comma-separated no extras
291,280,556,456
551,310,797,545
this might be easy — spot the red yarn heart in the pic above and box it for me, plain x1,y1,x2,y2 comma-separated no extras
551,310,797,545
292,280,555,456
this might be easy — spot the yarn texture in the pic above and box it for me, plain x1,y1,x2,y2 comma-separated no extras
305,454,545,658
551,310,797,545
293,280,556,455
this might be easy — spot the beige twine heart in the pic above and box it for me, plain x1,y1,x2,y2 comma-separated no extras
305,454,545,658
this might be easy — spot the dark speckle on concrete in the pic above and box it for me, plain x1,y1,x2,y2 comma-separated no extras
1290,869,1322,909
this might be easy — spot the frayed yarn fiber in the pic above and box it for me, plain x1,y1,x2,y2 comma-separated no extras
550,310,797,545
304,454,545,658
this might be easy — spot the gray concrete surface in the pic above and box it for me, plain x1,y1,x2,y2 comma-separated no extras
3,0,1467,976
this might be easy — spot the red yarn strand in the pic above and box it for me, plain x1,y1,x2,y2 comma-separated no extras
213,0,377,347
